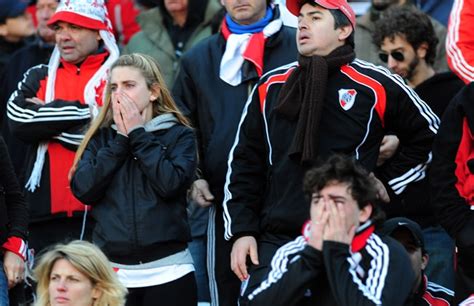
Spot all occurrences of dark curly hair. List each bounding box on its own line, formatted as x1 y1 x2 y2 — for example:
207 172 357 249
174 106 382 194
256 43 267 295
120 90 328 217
372 6 438 66
303 155 385 226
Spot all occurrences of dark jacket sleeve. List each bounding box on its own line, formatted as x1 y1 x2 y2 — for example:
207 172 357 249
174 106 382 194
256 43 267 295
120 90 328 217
430 84 474 243
240 237 324 306
0 136 28 242
127 126 197 198
222 84 268 241
172 54 205 174
71 130 130 205
7 65 91 143
323 239 414 306
376 79 439 195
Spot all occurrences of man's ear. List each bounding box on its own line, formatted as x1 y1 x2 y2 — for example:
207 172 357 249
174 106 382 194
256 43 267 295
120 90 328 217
359 202 373 224
416 42 429 60
421 253 429 270
0 24 8 37
338 25 352 42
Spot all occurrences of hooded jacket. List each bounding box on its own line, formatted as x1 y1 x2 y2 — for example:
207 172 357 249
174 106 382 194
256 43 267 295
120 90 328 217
71 114 197 263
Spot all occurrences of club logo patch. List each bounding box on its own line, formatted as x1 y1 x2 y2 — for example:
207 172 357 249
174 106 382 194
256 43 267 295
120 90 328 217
338 89 357 111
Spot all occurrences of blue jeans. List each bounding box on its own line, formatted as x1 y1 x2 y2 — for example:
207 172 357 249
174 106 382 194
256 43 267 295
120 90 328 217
188 237 210 302
423 225 455 290
0 260 9 306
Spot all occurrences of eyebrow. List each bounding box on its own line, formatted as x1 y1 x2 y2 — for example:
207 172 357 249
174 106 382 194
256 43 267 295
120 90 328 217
311 194 347 201
299 10 324 18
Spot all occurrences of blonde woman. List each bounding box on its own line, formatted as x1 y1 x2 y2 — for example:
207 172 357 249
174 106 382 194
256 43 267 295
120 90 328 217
34 240 127 306
70 53 197 305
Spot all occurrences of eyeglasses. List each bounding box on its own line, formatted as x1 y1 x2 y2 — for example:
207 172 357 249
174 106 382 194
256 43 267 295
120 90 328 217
379 51 405 63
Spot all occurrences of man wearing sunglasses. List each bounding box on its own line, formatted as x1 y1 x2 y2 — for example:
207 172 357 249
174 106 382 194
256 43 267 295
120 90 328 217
223 0 439 302
372 6 464 291
354 0 448 73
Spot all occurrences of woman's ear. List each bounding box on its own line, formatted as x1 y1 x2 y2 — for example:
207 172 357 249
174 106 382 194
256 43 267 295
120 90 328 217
91 285 102 300
150 84 161 102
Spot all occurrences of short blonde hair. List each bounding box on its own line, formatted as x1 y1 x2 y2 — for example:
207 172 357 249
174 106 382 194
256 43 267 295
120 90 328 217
34 240 127 306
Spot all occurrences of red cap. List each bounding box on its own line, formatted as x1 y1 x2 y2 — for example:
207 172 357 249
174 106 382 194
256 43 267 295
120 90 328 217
47 11 107 30
46 0 108 31
286 0 356 29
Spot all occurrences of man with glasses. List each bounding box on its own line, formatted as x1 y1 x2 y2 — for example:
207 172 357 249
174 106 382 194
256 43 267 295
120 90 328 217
223 0 439 300
372 6 464 290
354 0 448 72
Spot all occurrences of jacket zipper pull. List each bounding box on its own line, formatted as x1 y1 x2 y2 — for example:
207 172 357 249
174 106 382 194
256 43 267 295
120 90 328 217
76 67 80 75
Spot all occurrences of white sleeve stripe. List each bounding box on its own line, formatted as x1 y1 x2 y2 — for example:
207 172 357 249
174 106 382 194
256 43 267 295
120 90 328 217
387 152 431 194
222 85 258 241
426 282 454 296
387 161 425 185
8 101 90 118
247 236 307 300
354 60 440 131
61 133 86 139
53 136 82 145
348 235 389 304
391 169 424 191
222 65 297 241
7 112 91 123
355 59 440 128
446 0 474 82
352 60 440 133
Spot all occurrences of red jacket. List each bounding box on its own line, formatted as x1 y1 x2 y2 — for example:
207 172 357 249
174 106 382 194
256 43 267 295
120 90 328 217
446 0 474 84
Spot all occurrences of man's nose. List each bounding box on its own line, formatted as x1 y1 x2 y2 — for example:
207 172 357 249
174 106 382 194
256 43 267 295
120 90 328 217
57 30 71 41
387 56 398 70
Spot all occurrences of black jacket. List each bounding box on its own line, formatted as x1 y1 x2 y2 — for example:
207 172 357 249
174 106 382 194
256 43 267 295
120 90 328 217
0 37 54 177
430 83 474 303
240 225 415 306
430 82 474 241
0 136 28 252
172 14 297 205
223 59 439 241
71 119 197 264
380 71 464 227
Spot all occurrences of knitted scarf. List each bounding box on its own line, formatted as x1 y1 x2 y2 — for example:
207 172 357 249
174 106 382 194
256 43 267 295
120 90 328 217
275 45 355 164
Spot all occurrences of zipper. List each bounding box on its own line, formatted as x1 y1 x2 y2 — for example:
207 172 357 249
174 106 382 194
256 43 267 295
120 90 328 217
131 161 139 250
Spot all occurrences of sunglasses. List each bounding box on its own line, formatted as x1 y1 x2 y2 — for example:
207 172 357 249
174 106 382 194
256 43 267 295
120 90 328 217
379 51 405 63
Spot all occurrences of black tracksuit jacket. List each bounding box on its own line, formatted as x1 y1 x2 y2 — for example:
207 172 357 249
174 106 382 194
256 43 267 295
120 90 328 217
223 59 439 242
240 224 415 306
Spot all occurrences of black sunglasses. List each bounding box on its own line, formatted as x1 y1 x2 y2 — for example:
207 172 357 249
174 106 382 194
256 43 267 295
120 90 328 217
379 51 405 63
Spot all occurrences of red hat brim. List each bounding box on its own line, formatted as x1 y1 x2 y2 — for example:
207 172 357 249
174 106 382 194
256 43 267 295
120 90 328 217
47 11 107 31
286 0 355 28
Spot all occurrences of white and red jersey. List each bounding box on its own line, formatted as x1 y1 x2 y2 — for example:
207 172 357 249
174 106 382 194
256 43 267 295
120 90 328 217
446 0 474 84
